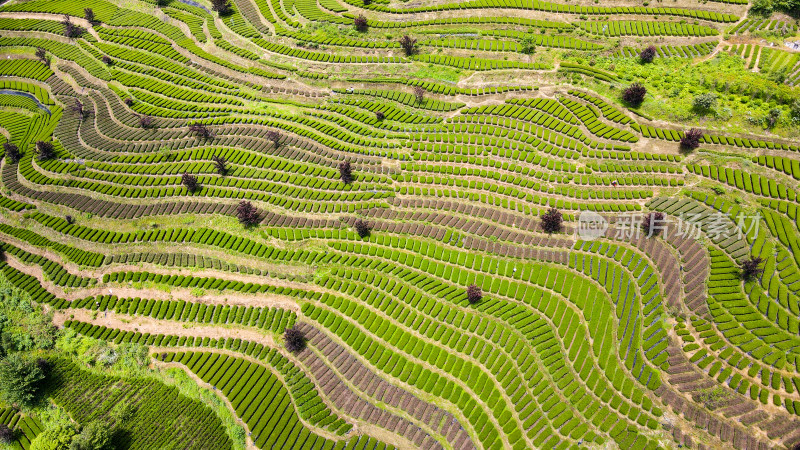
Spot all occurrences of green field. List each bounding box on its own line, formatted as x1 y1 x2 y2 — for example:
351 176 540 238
0 0 798 448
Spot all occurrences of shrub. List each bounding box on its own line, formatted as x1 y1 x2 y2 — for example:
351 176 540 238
101 55 112 65
139 115 154 128
338 160 353 184
766 108 781 128
413 86 425 104
0 424 12 443
181 173 199 193
211 0 232 15
35 141 55 161
266 129 282 147
398 35 418 56
692 92 717 111
641 212 665 236
520 35 537 55
791 99 800 119
354 14 368 32
622 83 647 106
35 47 48 66
467 284 482 304
741 257 764 281
236 201 259 226
189 123 213 139
639 45 656 63
354 219 370 238
284 326 306 352
0 354 45 407
375 111 384 121
3 143 21 163
212 155 227 175
680 128 703 150
84 8 96 24
70 421 111 450
540 208 563 233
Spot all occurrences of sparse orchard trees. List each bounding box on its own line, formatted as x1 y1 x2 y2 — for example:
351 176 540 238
354 14 368 32
540 208 563 233
212 155 227 175
211 0 232 15
84 8 96 24
35 141 55 161
639 45 656 63
236 201 259 226
741 257 764 281
398 35 417 56
353 218 370 237
35 47 49 66
467 284 482 304
62 14 81 38
641 212 666 236
181 173 199 193
622 82 647 107
3 143 21 163
189 123 213 139
413 86 425 104
338 160 353 184
680 128 703 150
71 99 87 120
266 129 282 147
284 327 306 352
139 115 154 129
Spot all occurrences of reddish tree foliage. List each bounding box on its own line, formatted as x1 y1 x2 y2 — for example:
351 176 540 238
35 141 56 161
398 35 417 56
0 424 13 443
680 128 703 150
375 111 385 121
84 8 96 24
35 47 49 66
3 143 21 163
139 115 154 129
236 201 259 226
124 97 134 107
284 327 306 352
641 212 666 236
181 173 199 192
101 55 112 65
212 155 227 175
266 129 282 147
62 15 81 38
466 284 482 304
413 86 425 104
354 14 368 31
354 218 371 237
71 99 87 119
540 208 563 233
639 45 656 63
741 257 764 281
622 82 647 106
338 160 353 184
189 123 213 139
211 0 232 15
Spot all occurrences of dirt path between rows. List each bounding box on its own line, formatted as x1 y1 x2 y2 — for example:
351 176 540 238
5 255 301 311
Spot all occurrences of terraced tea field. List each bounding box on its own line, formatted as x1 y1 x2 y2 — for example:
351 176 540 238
0 0 798 448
